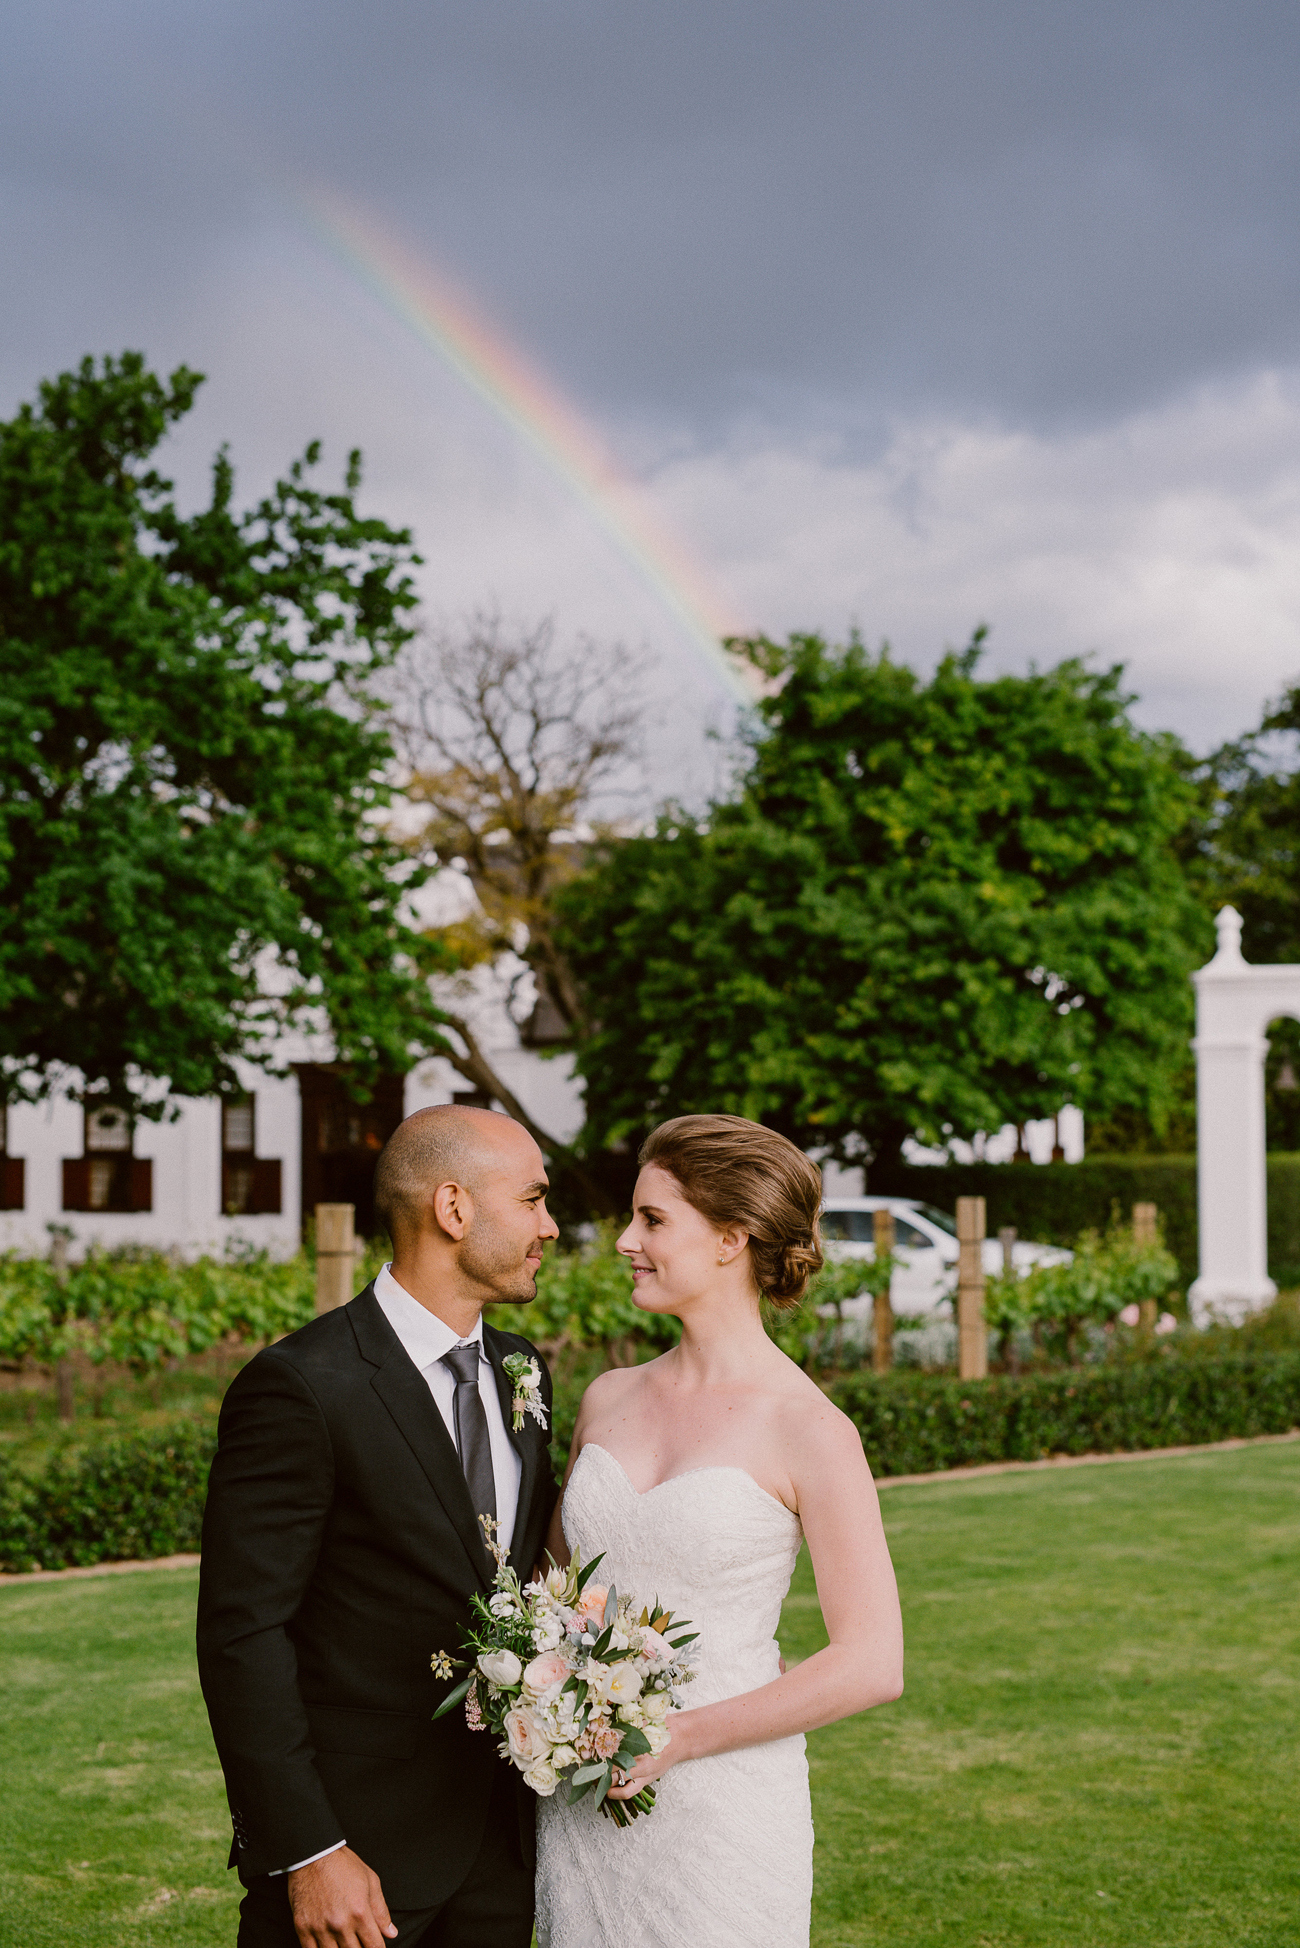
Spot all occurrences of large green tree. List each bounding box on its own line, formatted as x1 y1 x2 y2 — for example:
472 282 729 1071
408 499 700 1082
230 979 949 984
1183 686 1300 1150
558 632 1209 1167
0 352 445 1113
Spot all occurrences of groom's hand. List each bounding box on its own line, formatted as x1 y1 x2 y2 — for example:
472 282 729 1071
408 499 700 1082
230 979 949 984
287 1847 398 1947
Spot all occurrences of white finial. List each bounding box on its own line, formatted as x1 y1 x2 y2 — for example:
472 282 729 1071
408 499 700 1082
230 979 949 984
1213 905 1245 965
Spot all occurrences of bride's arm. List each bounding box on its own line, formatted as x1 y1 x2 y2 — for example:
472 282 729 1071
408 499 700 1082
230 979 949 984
609 1402 903 1795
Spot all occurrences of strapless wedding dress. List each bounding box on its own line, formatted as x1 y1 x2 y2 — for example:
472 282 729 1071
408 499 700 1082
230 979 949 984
535 1441 813 1947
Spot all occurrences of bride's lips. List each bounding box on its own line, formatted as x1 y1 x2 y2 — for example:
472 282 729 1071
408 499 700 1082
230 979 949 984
630 1266 654 1281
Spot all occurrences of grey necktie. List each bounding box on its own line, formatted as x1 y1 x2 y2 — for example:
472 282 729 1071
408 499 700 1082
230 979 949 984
440 1343 497 1534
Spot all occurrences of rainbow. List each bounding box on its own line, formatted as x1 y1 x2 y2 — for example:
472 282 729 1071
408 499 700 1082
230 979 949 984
299 189 755 703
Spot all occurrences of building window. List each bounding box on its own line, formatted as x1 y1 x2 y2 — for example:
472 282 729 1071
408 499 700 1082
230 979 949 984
0 1103 24 1211
295 1065 405 1238
221 1094 281 1216
63 1104 152 1213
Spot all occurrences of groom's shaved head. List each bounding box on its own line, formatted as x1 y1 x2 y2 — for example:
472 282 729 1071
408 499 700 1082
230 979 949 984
373 1105 521 1247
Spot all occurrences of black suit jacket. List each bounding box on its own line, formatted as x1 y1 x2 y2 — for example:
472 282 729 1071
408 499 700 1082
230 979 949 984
196 1284 557 1909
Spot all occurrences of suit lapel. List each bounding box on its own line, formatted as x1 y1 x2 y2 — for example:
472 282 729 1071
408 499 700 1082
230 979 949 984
348 1287 493 1587
483 1325 540 1569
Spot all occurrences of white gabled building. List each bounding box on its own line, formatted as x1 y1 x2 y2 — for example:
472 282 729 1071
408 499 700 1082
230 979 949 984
0 969 583 1260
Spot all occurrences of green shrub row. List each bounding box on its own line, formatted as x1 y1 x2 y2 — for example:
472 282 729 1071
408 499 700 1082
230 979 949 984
4 1352 1297 1571
827 1350 1300 1477
0 1422 216 1573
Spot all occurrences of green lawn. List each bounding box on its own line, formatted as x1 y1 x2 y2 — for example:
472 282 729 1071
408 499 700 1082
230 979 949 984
1 1444 1296 1946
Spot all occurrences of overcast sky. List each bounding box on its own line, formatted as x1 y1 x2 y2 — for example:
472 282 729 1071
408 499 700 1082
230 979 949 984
5 0 1299 770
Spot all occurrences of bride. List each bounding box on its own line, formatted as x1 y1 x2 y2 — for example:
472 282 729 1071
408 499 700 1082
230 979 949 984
534 1114 904 1948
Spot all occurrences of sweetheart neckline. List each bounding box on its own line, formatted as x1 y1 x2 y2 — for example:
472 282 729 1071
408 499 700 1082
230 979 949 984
578 1441 799 1521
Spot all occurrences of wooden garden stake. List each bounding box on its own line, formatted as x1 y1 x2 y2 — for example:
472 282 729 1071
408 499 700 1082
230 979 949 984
315 1203 356 1313
957 1196 988 1380
872 1207 895 1374
50 1231 75 1424
1133 1202 1158 1331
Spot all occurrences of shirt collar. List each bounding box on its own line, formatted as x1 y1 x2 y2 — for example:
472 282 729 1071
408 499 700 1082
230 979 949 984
374 1262 484 1371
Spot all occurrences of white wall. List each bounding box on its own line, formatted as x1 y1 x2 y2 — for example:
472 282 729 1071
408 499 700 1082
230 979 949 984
0 1065 301 1261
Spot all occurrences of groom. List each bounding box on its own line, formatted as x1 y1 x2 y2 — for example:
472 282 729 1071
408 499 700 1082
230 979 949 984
197 1105 560 1948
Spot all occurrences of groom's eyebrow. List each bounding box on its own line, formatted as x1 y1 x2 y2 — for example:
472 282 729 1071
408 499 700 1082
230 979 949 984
521 1178 549 1198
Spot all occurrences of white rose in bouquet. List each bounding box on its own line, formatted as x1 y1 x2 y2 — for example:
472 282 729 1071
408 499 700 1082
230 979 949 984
640 1689 671 1722
523 1651 569 1698
478 1648 522 1688
505 1705 549 1765
523 1756 558 1796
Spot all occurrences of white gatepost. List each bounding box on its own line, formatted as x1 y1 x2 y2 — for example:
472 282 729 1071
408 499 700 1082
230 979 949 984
1190 905 1300 1323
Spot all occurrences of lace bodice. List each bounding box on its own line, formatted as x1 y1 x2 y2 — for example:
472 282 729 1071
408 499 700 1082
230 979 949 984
534 1442 814 1947
562 1443 802 1705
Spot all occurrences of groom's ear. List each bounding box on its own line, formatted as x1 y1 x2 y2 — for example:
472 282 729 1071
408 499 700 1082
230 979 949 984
432 1180 473 1241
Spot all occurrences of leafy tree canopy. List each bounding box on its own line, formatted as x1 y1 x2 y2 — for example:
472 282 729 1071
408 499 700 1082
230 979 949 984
0 352 445 1114
558 632 1210 1166
1181 684 1300 1151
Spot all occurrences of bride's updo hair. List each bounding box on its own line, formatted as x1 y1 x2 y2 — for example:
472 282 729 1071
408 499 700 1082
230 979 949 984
637 1114 824 1309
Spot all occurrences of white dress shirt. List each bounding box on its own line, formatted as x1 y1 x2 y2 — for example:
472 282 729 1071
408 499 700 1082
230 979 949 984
273 1265 521 1874
373 1262 522 1550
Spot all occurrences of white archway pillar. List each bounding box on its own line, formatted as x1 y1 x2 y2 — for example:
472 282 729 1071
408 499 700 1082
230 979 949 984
1190 905 1300 1323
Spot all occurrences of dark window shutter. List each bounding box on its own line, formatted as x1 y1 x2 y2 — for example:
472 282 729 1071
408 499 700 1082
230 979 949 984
130 1158 153 1212
251 1158 282 1215
62 1158 91 1211
0 1157 23 1210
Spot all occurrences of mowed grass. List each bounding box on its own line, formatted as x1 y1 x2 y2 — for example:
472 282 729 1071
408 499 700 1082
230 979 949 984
782 1443 1300 1947
1 1445 1296 1947
0 1567 238 1948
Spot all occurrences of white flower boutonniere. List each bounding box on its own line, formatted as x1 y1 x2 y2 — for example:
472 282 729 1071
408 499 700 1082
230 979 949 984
503 1352 548 1434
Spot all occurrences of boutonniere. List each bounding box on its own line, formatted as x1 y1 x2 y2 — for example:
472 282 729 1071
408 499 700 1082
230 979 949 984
502 1352 548 1434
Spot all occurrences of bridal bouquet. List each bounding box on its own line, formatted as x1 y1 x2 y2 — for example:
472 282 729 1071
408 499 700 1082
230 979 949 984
432 1525 698 1825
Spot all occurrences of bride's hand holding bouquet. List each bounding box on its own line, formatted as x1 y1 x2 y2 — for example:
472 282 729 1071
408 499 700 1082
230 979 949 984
433 1526 698 1826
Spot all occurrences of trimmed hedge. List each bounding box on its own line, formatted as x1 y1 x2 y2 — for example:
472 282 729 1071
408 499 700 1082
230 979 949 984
3 1357 1297 1571
0 1421 216 1573
869 1155 1300 1289
828 1351 1300 1477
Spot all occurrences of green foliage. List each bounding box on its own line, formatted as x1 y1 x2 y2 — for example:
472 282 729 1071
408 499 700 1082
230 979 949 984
871 1156 1202 1286
516 1223 678 1356
559 632 1209 1164
827 1350 1300 1476
871 1154 1300 1290
0 352 447 1115
984 1228 1180 1359
0 1421 216 1571
0 1248 326 1375
1186 688 1300 967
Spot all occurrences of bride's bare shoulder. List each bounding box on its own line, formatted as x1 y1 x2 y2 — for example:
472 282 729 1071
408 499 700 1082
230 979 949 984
767 1354 871 1471
573 1354 665 1435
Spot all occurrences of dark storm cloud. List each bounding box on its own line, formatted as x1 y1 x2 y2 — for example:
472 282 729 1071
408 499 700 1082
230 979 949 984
4 0 1299 434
